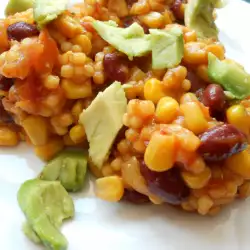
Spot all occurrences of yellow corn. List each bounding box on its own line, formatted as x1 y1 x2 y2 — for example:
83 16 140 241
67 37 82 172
22 116 49 146
61 64 74 78
130 0 151 15
0 127 18 146
53 15 83 38
95 176 124 202
197 195 214 215
69 124 86 144
226 105 250 135
144 78 166 104
71 100 85 122
63 133 76 146
35 138 64 161
43 75 60 90
181 167 211 189
70 35 92 55
225 148 250 179
144 132 176 172
155 97 179 124
180 102 208 134
139 12 165 28
180 92 198 104
61 79 92 99
206 43 225 60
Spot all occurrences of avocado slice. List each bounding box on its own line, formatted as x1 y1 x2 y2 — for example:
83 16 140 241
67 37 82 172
5 0 34 16
92 21 151 60
79 81 127 169
34 0 69 29
18 179 74 250
150 27 184 69
207 53 250 99
39 150 88 192
185 0 218 39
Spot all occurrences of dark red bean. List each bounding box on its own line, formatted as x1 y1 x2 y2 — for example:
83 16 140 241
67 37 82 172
0 75 14 91
171 0 184 20
202 84 226 113
122 16 149 34
7 22 39 42
103 53 129 83
140 161 190 205
198 124 248 162
122 189 150 204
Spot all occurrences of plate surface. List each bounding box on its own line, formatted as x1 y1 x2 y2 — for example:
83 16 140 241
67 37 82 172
1 1 250 249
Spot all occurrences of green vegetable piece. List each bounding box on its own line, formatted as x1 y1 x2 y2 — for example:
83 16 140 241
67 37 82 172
34 0 69 29
40 150 88 192
5 0 34 16
208 53 250 99
79 81 127 169
18 179 74 250
92 20 151 60
150 27 184 69
185 0 218 39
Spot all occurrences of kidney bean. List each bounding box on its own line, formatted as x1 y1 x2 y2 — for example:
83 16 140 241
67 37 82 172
103 53 129 83
202 84 226 112
198 124 248 162
0 75 14 91
171 0 184 20
140 161 190 205
122 189 150 204
122 16 149 34
7 22 39 42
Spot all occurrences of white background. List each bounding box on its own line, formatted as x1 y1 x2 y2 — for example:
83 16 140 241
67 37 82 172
1 0 250 249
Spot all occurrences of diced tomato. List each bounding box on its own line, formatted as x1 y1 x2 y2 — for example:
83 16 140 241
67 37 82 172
34 29 59 74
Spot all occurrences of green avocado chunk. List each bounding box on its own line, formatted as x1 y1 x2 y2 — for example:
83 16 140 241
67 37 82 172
79 81 127 169
150 27 184 69
5 0 34 16
208 53 250 99
185 0 218 39
34 0 69 29
92 20 151 60
18 179 74 250
39 150 88 192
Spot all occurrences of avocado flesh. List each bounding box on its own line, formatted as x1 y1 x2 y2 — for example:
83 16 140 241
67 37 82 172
150 27 184 69
208 53 250 99
40 150 88 192
18 179 74 250
92 21 151 60
79 81 127 169
185 0 218 39
34 0 68 29
5 0 34 16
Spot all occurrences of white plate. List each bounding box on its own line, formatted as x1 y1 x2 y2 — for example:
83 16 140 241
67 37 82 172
1 1 250 249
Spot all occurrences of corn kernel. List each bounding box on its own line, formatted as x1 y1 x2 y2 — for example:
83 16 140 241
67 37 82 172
71 35 92 55
71 100 85 121
144 132 176 172
43 75 60 89
72 53 86 66
111 157 123 172
0 127 18 146
197 195 214 215
61 64 74 78
63 133 76 146
95 176 124 202
22 116 49 146
180 102 208 134
61 42 73 52
226 105 249 135
139 12 165 28
181 167 211 189
225 148 250 179
206 44 225 60
61 79 92 99
238 181 250 198
144 78 166 104
183 42 207 65
180 92 198 104
156 97 179 123
35 138 64 161
69 124 86 144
